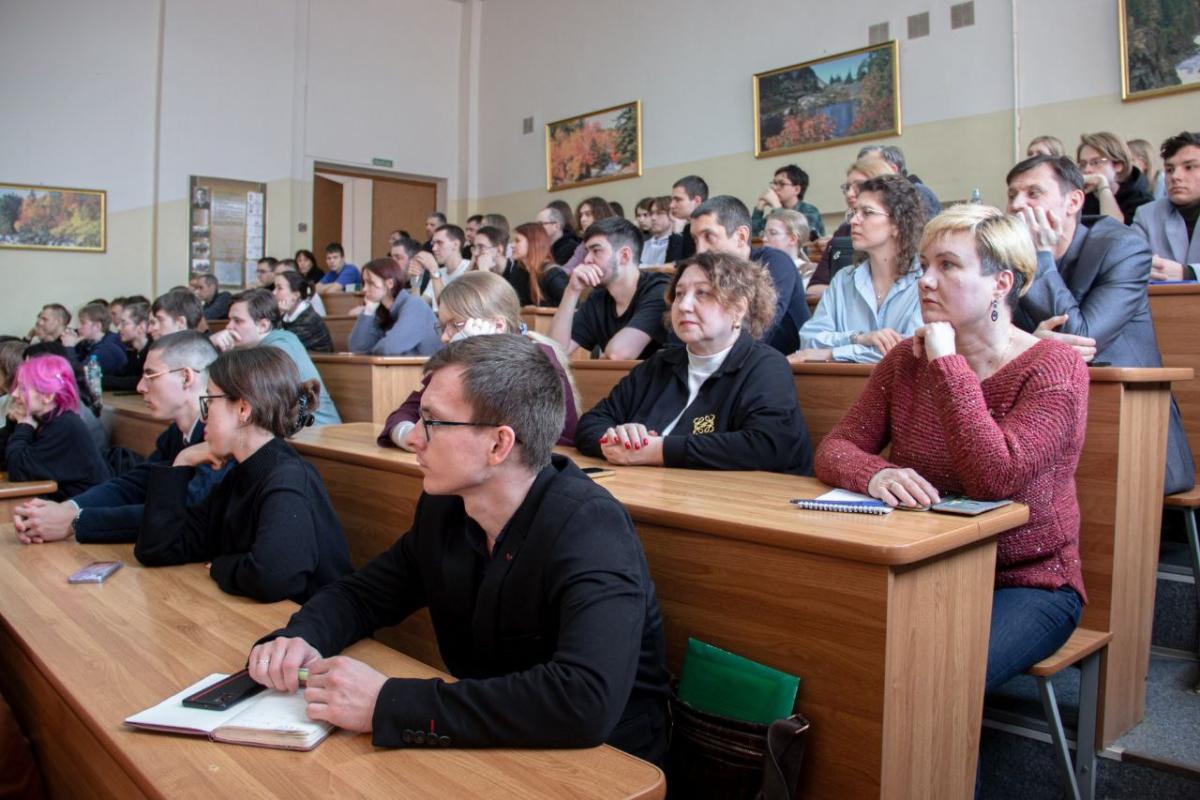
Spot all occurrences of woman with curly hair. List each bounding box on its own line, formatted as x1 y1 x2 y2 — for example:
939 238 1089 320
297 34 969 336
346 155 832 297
574 251 812 474
795 173 926 363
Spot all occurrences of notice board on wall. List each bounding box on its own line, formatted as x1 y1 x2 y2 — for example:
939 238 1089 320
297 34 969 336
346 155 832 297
189 176 266 288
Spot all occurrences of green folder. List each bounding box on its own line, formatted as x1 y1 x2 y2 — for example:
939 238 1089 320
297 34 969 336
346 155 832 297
676 638 800 726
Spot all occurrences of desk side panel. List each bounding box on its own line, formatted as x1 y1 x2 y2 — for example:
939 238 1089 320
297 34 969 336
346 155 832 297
881 540 996 800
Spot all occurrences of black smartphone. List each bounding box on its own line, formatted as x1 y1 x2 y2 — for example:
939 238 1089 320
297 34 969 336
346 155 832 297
182 669 265 711
581 466 615 479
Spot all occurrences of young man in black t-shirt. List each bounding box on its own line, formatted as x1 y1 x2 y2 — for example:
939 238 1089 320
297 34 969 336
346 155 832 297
548 218 670 360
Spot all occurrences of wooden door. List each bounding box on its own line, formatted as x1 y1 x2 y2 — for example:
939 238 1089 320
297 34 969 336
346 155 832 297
372 178 438 258
312 175 344 257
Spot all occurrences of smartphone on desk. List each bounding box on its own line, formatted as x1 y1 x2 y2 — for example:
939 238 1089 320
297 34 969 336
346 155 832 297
182 669 265 711
581 467 616 480
68 561 123 584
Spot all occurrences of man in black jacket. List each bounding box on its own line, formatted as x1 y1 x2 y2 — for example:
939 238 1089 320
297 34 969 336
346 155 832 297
189 272 233 320
248 334 670 762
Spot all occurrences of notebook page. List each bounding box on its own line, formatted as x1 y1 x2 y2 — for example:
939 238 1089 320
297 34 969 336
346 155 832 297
814 489 878 503
124 674 242 734
221 690 330 736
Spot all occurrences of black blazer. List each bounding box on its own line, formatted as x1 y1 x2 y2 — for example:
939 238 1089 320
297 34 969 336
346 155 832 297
136 437 352 602
2 412 111 499
576 332 814 475
283 305 334 353
266 455 671 761
1016 215 1195 493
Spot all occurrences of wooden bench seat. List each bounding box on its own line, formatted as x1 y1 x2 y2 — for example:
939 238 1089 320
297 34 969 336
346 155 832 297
1164 485 1200 508
1027 628 1112 678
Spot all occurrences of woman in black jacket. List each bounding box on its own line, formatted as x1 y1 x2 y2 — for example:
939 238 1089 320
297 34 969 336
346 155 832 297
575 251 813 474
135 347 351 603
274 269 334 352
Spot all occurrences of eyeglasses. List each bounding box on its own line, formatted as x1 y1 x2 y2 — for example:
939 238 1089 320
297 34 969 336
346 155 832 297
142 367 189 382
1077 157 1110 170
419 416 517 442
433 320 467 336
770 180 796 189
198 393 228 421
849 206 890 221
539 220 559 228
840 181 864 195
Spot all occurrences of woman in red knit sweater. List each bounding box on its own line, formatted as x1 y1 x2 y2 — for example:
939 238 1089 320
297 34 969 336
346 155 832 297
815 203 1089 693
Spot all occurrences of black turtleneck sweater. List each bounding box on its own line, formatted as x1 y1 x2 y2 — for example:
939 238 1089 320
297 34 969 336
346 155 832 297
136 437 352 603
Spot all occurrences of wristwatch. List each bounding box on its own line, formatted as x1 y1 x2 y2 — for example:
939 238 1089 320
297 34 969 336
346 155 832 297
67 501 82 539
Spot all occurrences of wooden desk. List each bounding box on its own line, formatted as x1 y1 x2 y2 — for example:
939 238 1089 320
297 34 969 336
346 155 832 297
1149 282 1200 466
0 478 57 519
519 306 555 336
104 393 160 457
569 357 1190 749
294 423 1027 799
311 353 427 425
323 291 365 317
207 319 227 334
324 315 355 352
0 534 664 800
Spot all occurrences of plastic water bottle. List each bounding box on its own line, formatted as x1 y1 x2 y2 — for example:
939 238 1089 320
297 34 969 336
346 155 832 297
969 187 982 204
84 354 103 400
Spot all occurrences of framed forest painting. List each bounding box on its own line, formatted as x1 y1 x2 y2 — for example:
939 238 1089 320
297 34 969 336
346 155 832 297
1120 0 1200 101
546 101 642 191
754 41 900 157
0 183 106 252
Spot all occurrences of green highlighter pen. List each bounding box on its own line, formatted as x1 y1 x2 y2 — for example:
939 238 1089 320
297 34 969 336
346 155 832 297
297 668 309 687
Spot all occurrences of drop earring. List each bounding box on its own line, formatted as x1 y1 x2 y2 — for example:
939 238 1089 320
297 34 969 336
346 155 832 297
990 299 999 322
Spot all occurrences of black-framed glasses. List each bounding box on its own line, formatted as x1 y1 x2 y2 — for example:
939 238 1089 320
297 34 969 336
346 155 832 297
770 180 795 189
419 416 518 442
141 367 189 382
198 393 228 422
433 320 467 336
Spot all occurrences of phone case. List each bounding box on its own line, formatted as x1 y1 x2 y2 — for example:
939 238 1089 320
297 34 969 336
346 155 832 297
182 669 265 711
67 561 123 584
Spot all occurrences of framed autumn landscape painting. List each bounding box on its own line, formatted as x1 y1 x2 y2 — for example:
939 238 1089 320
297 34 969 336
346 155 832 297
754 41 901 157
546 101 642 192
0 183 106 252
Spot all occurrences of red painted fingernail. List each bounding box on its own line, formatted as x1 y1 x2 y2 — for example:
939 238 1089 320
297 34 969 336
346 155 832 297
624 443 630 450
643 438 649 446
600 436 608 444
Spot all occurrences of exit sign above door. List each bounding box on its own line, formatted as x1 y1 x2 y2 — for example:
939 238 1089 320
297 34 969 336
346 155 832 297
371 158 394 168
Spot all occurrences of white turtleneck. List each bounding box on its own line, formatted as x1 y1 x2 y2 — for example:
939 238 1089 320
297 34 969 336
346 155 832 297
660 341 735 436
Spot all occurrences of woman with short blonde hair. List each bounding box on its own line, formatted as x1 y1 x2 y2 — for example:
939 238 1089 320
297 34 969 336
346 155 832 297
762 208 815 288
816 204 1089 735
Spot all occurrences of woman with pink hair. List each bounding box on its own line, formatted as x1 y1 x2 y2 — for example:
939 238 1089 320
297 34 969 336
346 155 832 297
2 355 110 499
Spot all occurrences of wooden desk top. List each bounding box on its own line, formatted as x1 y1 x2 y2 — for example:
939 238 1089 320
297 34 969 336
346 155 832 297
292 423 1028 567
311 353 428 367
1149 281 1200 296
0 479 57 500
519 306 555 317
103 393 156 421
0 533 664 800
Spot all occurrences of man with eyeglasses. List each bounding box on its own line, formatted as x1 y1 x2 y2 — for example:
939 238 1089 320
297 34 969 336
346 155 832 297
1007 153 1195 495
246 334 670 763
13 331 232 544
536 206 580 267
751 164 825 240
1076 131 1155 225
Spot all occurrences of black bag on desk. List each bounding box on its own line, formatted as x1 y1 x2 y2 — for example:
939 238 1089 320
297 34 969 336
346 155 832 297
665 694 809 800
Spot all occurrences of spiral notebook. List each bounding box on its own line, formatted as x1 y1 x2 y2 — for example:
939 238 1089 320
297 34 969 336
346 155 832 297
790 489 893 515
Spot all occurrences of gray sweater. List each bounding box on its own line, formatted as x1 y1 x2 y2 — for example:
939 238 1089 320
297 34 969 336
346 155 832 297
347 293 442 357
261 329 342 426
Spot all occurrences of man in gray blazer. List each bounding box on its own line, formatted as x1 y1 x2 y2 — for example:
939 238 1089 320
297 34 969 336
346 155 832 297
1132 131 1200 282
1007 154 1196 495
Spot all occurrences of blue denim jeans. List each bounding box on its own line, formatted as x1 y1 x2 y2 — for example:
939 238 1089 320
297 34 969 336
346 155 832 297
986 585 1083 693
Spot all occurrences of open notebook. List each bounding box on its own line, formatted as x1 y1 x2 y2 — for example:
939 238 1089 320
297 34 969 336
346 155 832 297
125 673 334 751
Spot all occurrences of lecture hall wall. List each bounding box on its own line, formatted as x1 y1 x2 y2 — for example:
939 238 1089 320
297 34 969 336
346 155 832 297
2 0 1197 333
0 0 469 336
